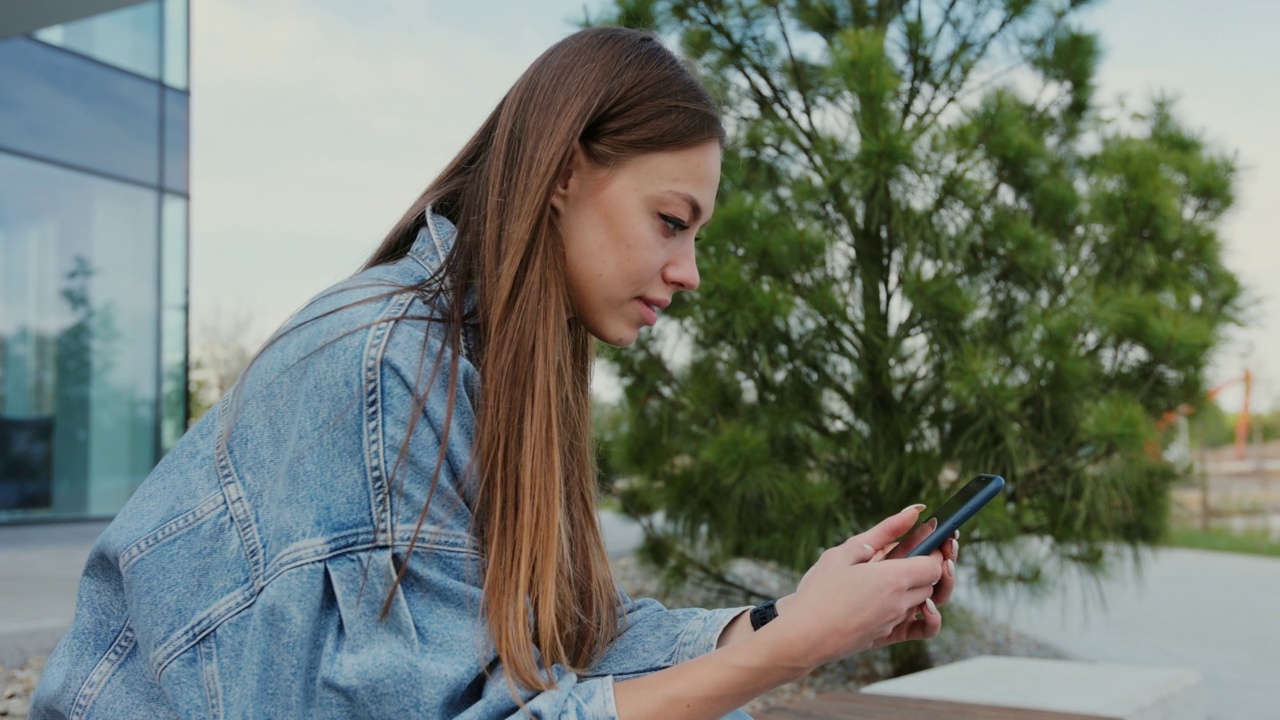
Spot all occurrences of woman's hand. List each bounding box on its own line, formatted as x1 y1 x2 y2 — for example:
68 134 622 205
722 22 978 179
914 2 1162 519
866 516 959 649
618 506 960 720
768 506 952 669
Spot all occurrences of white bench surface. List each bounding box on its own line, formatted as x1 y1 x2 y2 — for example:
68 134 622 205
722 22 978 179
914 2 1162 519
860 656 1204 720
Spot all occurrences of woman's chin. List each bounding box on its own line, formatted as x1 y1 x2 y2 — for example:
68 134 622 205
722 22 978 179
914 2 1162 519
599 334 638 348
587 324 640 348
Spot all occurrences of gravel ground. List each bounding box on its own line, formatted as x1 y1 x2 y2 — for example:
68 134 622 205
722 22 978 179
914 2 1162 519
0 558 1066 717
0 656 42 718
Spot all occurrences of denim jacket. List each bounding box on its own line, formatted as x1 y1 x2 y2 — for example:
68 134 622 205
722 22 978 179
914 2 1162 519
33 212 748 719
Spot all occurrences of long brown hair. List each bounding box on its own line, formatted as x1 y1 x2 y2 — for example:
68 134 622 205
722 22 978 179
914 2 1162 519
368 27 724 691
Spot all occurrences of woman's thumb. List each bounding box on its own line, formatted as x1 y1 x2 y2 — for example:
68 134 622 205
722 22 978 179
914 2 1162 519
855 504 927 552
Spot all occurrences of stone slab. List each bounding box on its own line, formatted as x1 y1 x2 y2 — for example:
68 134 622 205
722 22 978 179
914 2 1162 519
861 656 1204 720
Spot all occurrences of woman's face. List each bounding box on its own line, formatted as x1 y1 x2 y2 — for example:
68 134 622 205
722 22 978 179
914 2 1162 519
551 140 721 347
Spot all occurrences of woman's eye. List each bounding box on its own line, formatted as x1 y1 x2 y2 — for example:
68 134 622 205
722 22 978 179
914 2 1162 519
659 213 689 235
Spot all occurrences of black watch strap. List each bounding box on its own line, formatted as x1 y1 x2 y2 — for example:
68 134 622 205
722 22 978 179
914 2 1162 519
749 599 778 631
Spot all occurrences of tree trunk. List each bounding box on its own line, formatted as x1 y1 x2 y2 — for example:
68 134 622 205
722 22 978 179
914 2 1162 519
889 639 933 677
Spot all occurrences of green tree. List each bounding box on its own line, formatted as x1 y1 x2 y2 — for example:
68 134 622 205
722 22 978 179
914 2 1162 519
590 0 1244 673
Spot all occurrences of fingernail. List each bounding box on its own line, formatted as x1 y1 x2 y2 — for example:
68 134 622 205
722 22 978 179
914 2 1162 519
862 544 875 554
953 529 961 540
947 559 956 577
951 539 959 555
926 518 938 530
903 503 926 513
925 598 938 615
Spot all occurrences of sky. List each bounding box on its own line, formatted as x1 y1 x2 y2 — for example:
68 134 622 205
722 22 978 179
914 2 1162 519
189 0 1280 412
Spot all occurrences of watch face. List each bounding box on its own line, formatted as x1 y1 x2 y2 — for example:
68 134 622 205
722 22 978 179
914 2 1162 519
750 600 778 630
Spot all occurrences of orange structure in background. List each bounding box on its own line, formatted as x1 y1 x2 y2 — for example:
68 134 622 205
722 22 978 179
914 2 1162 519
1154 369 1252 460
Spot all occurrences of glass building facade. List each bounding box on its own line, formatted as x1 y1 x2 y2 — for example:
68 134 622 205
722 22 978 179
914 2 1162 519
0 0 189 522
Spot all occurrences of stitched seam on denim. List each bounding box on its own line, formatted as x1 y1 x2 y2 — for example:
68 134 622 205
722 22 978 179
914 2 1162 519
119 491 225 573
390 527 479 553
152 586 254 676
214 393 265 588
198 632 223 719
150 540 481 675
362 291 417 542
69 620 136 720
261 541 483 594
263 527 479 579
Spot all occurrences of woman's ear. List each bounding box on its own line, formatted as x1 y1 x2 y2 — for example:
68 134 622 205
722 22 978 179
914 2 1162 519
550 144 584 214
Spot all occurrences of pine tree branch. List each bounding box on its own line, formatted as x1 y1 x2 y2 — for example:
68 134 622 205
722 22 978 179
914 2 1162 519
771 4 819 141
913 8 1023 135
898 0 930 129
693 4 830 183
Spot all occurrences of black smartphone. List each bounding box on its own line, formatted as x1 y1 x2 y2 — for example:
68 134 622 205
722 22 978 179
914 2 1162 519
904 474 1005 558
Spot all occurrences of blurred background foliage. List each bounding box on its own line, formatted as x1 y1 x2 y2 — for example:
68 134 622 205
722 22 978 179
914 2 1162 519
1189 403 1280 448
586 0 1246 673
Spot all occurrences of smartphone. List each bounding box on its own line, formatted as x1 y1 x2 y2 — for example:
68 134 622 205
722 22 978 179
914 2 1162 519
904 474 1005 558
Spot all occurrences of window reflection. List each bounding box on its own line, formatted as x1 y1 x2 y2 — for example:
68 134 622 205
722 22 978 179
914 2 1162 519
0 37 160 186
160 195 189 453
163 0 189 89
163 89 189 194
33 0 162 80
0 153 159 519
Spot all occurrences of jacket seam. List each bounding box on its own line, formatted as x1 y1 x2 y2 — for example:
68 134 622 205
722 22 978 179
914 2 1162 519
213 395 266 589
361 290 418 543
149 538 481 676
69 620 136 720
262 527 479 579
119 491 225 573
198 631 223 719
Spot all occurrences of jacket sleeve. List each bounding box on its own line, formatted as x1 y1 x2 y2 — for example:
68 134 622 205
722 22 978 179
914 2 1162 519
585 588 752 681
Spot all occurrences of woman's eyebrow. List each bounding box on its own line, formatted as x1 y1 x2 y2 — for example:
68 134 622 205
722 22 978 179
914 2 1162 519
662 191 704 223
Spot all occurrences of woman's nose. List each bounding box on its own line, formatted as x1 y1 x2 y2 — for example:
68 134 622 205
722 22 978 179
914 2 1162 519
664 242 700 292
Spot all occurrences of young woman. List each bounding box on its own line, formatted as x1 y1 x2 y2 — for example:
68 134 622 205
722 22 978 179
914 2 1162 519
32 27 955 720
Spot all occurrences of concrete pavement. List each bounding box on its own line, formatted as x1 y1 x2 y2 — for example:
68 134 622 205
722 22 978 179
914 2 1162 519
0 520 106 667
958 546 1280 720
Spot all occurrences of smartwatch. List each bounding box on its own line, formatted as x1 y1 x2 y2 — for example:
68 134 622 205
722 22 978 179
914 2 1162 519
749 599 778 631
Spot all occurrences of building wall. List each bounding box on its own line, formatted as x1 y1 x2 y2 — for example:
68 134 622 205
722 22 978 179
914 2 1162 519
0 0 189 522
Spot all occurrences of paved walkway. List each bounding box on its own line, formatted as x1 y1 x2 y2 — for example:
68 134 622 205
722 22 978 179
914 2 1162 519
0 521 106 667
958 546 1280 720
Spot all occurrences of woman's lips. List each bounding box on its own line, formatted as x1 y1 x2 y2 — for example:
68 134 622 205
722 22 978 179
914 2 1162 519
637 298 658 326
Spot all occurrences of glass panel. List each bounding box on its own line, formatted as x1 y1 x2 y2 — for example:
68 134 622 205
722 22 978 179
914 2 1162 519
33 0 161 80
0 37 161 186
160 195 188 453
162 0 188 89
163 88 189 194
0 152 160 521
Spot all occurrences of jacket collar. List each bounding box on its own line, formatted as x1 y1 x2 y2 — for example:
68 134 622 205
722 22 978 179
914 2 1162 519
408 206 458 272
406 207 480 359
